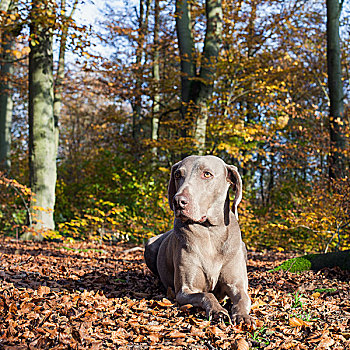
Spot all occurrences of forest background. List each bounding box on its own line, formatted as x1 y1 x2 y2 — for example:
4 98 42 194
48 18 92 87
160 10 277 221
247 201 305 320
0 0 349 253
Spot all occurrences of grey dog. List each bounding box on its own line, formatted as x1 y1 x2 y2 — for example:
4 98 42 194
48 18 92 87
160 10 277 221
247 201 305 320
144 155 253 325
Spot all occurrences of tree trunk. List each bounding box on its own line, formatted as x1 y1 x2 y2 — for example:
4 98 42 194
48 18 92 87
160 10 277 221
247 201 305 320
132 0 150 142
175 0 195 131
0 0 15 172
327 0 347 179
151 0 160 159
24 0 56 240
53 0 78 156
194 0 222 155
176 0 222 155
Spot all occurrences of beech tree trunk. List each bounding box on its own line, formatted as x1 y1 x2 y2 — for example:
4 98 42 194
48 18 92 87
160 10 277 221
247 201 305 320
151 0 160 159
327 0 347 179
0 0 14 172
132 0 150 142
53 0 78 155
24 0 57 240
176 0 222 155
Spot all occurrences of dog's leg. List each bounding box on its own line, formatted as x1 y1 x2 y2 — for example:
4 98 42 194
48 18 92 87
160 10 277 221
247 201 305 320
144 231 172 276
220 251 254 326
223 282 254 326
176 288 230 321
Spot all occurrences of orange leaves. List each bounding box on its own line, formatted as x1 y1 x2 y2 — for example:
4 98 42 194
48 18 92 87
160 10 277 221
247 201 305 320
37 285 51 297
1 240 349 349
233 337 250 350
155 298 173 308
289 317 312 328
167 329 187 338
206 325 226 338
190 325 206 337
179 303 193 312
251 298 267 310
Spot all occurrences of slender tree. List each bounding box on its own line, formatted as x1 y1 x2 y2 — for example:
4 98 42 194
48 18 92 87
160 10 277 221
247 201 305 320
151 0 160 159
176 0 222 155
327 0 347 179
132 0 150 141
0 0 15 171
24 0 57 239
54 0 78 154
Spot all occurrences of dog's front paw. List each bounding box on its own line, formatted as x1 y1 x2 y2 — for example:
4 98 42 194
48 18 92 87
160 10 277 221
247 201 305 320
207 305 231 323
231 313 256 328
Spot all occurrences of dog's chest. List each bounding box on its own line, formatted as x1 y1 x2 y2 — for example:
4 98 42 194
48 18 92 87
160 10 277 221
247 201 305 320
193 240 224 291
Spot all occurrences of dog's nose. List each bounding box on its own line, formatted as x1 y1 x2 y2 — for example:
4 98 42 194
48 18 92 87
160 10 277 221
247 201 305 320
174 195 189 209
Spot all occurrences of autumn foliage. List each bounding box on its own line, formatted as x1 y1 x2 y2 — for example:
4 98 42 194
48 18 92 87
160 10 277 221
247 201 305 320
1 1 350 250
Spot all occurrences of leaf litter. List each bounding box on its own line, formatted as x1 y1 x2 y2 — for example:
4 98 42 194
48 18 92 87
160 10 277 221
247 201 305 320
0 239 349 349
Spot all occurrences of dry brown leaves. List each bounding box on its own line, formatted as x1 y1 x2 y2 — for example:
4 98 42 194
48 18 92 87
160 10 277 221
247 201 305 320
0 239 349 349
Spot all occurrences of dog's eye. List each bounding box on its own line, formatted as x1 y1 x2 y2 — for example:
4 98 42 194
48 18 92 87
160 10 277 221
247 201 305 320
174 171 182 179
202 171 213 179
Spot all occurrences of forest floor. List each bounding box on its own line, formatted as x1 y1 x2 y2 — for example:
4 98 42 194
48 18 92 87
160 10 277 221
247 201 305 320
0 238 349 350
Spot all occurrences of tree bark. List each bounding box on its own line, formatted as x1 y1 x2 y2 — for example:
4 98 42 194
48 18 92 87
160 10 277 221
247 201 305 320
25 0 57 240
175 0 195 126
327 0 347 179
194 0 222 155
176 0 222 155
0 0 15 172
132 0 150 142
53 0 78 155
151 0 160 159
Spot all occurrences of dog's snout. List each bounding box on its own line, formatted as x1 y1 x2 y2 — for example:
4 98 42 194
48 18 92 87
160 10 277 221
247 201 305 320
174 195 189 209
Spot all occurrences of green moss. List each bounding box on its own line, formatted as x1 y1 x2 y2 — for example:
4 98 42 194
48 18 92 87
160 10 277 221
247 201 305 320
314 288 337 293
56 246 105 253
270 250 350 273
270 256 313 273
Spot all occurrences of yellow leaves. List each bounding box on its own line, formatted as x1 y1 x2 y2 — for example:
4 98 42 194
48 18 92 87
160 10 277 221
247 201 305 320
32 206 53 213
312 292 321 299
270 223 289 230
276 114 289 129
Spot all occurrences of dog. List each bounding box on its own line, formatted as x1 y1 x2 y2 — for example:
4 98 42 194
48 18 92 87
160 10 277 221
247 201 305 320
144 155 253 325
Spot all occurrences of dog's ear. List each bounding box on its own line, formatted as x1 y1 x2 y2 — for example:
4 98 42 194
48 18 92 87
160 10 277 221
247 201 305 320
226 165 242 220
168 161 181 210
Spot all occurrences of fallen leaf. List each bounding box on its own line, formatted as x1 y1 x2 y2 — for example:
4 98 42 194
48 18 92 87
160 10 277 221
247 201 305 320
168 329 187 338
289 317 312 328
148 333 161 343
190 326 206 337
251 298 267 310
141 324 164 332
179 304 193 311
156 298 173 307
134 334 144 342
312 292 321 299
317 336 335 349
206 325 226 338
233 337 250 350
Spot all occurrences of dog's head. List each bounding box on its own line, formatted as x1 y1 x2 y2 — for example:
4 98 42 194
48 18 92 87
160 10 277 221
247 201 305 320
168 155 242 225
